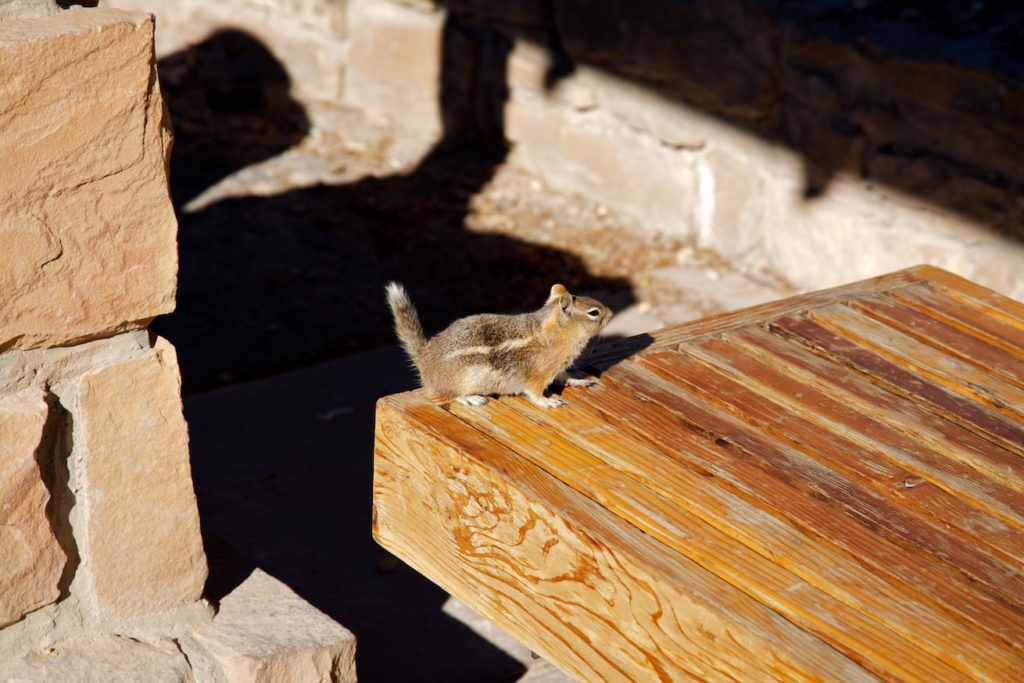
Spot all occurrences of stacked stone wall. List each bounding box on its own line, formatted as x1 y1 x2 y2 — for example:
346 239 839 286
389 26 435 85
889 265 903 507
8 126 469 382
344 0 1024 298
89 0 1023 295
0 10 207 644
0 9 356 680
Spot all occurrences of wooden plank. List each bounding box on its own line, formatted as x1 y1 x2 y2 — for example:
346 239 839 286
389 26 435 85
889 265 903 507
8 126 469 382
373 394 878 683
565 371 1024 680
890 284 1024 357
638 350 1024 611
681 335 1024 567
856 295 1024 386
722 327 1024 535
912 265 1024 326
584 266 930 370
601 361 1024 653
448 392 974 681
814 303 1024 419
732 327 1024 502
374 266 1024 682
773 314 1024 457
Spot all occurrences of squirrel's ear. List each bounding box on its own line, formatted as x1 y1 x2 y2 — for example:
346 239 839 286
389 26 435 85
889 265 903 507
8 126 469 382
547 284 572 312
547 283 569 304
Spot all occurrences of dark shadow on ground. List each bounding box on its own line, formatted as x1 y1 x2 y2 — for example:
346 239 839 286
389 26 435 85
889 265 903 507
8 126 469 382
156 22 633 395
580 332 655 376
184 347 538 683
158 22 633 683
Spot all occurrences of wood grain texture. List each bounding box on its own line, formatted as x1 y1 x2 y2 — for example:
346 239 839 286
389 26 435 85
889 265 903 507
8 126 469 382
374 266 1024 682
374 396 877 682
449 394 971 681
636 349 1024 609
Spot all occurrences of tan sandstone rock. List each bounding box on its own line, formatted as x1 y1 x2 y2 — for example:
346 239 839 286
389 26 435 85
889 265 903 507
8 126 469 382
0 634 192 682
505 90 700 236
0 0 58 19
180 569 357 683
0 9 177 352
345 0 444 139
64 338 206 620
0 387 66 627
102 0 349 104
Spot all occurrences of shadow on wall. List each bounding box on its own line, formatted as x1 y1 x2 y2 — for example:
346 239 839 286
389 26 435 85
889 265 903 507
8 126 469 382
156 24 634 395
437 0 1024 236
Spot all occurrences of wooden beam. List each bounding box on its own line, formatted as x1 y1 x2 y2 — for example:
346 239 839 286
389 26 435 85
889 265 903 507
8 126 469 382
373 394 878 682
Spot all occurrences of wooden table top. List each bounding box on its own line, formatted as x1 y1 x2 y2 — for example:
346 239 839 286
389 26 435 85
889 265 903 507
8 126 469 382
373 265 1024 682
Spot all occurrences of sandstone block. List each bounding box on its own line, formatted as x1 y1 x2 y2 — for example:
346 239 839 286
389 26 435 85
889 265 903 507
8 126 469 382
746 177 1024 301
0 331 151 396
0 0 58 19
241 0 347 37
506 39 598 112
66 338 206 620
0 387 65 627
102 0 349 104
505 91 699 238
0 634 192 682
436 0 552 31
554 0 774 117
181 569 357 683
0 9 177 351
345 0 443 137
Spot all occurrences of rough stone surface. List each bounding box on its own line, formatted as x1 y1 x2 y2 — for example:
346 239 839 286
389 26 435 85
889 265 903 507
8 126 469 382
0 332 214 657
0 591 213 665
345 0 443 140
101 0 349 106
65 338 206 620
181 569 357 683
0 331 151 395
0 387 65 628
0 634 192 682
341 0 1024 300
0 0 57 19
0 9 178 352
505 90 700 238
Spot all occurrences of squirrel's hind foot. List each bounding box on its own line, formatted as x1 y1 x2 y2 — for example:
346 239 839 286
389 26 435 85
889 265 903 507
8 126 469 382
455 394 488 407
565 377 598 388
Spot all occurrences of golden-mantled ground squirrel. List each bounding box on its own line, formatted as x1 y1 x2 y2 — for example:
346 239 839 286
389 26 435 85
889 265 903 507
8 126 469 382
386 282 612 407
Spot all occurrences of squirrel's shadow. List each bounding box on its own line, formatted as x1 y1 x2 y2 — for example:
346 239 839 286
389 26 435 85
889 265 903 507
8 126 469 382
580 332 655 376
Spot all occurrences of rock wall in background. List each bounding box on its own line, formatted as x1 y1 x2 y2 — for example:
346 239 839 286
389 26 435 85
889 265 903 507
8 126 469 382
91 0 1023 297
345 0 1024 299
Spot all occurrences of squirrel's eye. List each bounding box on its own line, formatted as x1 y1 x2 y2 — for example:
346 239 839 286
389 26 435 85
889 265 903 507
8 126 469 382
587 308 601 318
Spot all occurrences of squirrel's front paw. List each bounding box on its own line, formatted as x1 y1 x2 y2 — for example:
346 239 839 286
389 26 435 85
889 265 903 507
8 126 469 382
530 395 567 409
455 394 487 407
565 377 598 388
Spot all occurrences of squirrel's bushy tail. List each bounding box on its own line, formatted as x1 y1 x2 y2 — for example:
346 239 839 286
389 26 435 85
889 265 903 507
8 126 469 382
385 282 426 372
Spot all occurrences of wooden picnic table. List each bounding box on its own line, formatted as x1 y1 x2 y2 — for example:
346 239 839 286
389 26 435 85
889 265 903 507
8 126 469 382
372 265 1024 682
